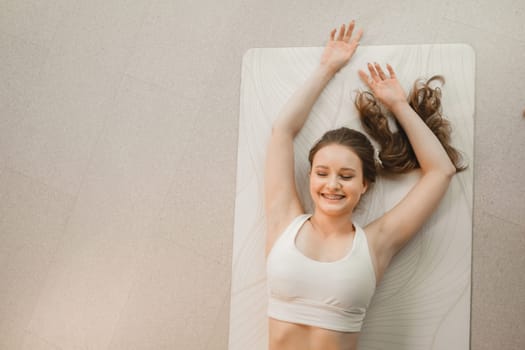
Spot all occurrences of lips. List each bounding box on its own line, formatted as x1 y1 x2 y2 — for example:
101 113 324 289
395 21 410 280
322 193 345 200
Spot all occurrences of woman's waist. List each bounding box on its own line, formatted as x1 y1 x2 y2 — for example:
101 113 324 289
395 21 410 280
268 317 359 350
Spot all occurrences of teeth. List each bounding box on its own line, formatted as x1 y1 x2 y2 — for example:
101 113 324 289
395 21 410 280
323 194 344 200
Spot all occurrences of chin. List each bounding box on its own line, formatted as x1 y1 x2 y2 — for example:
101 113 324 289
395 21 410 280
316 204 352 217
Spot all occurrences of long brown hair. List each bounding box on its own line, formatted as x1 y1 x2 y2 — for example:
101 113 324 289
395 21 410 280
355 75 467 173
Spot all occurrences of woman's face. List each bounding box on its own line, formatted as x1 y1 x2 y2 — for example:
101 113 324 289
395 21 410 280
309 143 368 217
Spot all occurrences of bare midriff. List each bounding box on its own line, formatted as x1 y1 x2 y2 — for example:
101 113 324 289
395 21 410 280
268 317 360 350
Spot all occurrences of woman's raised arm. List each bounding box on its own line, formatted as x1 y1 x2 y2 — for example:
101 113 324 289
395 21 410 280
264 21 362 252
359 63 457 262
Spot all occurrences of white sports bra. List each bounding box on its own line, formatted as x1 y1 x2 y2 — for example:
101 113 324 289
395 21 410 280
266 214 376 332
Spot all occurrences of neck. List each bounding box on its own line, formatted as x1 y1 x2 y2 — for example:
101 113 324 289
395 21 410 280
310 211 354 238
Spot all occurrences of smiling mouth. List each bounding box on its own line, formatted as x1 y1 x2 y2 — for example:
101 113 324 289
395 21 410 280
322 194 345 200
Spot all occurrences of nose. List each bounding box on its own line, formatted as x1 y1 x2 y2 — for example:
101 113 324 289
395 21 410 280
326 175 341 189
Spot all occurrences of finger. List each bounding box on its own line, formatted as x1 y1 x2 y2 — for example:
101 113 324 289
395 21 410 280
330 28 336 41
367 62 380 81
343 20 355 42
353 28 363 44
386 63 396 78
358 69 371 86
374 62 387 80
337 24 345 41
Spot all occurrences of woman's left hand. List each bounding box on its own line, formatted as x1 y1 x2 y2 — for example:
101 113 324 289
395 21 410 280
320 20 363 74
358 62 407 111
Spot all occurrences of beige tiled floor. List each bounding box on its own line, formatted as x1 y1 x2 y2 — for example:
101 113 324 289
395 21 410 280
0 0 524 349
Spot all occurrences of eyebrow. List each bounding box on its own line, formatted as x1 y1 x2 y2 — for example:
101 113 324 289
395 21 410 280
314 165 356 172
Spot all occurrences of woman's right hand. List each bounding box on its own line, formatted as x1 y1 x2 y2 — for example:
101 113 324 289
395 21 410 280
358 63 407 111
320 20 363 74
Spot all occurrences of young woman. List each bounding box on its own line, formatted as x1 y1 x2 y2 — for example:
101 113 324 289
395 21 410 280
264 21 461 350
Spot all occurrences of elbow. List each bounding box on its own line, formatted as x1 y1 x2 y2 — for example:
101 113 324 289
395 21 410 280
438 165 456 181
271 125 284 137
423 164 456 180
433 158 457 178
271 123 296 138
444 162 457 178
442 164 457 178
271 123 283 134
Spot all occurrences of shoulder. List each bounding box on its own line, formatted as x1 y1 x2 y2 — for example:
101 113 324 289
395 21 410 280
269 213 311 239
265 213 310 257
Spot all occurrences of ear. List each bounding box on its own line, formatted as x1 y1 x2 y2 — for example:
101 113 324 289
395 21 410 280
361 180 369 195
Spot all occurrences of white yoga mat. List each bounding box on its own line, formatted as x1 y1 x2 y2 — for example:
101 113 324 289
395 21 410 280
230 44 474 350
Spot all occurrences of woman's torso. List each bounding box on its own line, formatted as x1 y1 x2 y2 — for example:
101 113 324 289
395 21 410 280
266 214 378 350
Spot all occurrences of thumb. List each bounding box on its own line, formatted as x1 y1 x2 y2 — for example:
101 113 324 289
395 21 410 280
358 70 371 87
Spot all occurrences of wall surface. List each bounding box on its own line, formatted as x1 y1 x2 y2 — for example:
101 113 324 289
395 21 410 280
0 0 524 349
